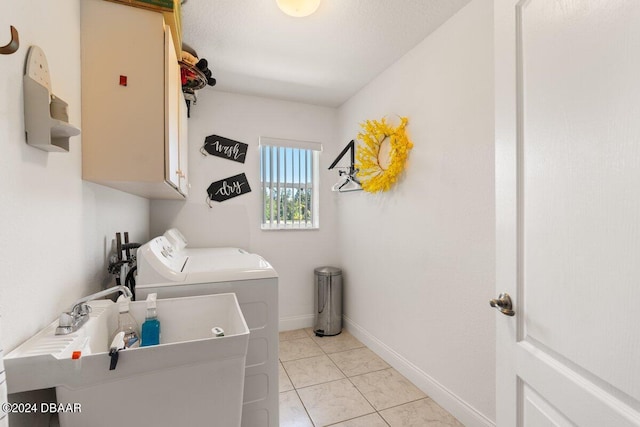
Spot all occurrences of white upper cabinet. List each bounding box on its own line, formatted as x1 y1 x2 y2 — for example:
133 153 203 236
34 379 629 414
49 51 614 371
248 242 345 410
81 0 188 199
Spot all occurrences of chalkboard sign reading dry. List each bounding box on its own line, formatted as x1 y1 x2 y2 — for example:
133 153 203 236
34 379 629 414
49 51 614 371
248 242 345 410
207 173 251 203
202 135 248 163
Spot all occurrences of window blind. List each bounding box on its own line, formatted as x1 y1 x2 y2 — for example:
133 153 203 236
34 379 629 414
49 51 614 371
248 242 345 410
259 137 322 229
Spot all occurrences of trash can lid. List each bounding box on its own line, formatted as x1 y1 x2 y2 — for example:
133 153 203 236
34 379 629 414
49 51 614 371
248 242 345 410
314 266 342 276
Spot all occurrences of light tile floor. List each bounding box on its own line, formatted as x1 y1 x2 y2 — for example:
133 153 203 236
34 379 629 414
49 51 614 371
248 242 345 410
279 328 464 427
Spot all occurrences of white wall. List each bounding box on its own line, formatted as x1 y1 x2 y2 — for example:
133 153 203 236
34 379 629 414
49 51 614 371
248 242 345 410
2 1 496 425
150 91 340 329
0 0 149 367
336 0 496 424
2 3 149 425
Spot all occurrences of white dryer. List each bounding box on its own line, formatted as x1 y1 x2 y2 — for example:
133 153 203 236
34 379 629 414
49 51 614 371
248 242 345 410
136 229 278 427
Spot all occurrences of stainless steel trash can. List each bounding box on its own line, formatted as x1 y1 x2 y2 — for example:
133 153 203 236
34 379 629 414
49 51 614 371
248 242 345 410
314 266 342 337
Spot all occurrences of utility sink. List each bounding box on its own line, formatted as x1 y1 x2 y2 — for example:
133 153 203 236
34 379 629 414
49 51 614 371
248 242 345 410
4 293 249 427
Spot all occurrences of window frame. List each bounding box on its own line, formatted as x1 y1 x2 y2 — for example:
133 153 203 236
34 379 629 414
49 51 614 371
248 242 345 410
259 137 322 230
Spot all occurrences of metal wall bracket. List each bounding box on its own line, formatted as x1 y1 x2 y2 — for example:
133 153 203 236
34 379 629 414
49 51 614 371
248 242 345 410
329 140 362 192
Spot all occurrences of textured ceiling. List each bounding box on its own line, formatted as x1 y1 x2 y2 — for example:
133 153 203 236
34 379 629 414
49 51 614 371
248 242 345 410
182 0 471 107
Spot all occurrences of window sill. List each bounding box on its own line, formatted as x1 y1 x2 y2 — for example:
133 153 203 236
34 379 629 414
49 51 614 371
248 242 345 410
261 225 319 231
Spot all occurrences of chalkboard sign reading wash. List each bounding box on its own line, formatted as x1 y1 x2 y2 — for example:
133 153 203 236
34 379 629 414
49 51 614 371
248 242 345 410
207 173 251 203
202 134 248 163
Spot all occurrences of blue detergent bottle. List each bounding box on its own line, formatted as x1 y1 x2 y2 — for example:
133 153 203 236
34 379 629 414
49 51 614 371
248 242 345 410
141 293 160 346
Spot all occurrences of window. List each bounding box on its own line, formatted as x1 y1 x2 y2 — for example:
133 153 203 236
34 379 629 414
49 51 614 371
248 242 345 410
259 137 322 230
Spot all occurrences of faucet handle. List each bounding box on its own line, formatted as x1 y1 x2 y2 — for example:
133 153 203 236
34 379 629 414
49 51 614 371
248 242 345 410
58 312 75 328
56 303 93 335
72 302 92 317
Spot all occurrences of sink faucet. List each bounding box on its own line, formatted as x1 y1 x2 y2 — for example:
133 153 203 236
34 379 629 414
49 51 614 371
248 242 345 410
55 285 133 335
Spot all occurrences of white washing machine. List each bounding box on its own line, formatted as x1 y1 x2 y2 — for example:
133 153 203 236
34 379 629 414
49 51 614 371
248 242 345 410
136 229 278 427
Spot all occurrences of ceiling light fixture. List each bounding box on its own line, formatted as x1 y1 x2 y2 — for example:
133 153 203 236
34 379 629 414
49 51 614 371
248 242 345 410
276 0 321 17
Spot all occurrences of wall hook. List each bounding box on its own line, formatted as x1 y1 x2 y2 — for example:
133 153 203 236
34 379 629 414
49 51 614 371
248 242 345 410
329 140 362 192
0 26 19 55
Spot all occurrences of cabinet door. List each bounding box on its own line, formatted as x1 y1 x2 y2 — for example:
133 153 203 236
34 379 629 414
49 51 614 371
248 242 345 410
81 0 165 184
165 25 181 192
178 93 189 196
81 0 185 199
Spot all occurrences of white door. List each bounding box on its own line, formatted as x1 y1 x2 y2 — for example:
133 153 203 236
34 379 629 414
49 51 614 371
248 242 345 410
495 1 640 425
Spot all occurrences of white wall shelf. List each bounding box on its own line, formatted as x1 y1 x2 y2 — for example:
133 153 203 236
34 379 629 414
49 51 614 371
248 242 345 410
23 46 80 152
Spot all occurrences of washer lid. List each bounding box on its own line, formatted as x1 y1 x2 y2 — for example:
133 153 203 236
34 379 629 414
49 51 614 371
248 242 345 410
314 266 342 276
137 236 278 285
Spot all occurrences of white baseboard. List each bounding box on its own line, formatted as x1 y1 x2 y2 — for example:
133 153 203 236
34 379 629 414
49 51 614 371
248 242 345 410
279 314 315 332
343 315 495 427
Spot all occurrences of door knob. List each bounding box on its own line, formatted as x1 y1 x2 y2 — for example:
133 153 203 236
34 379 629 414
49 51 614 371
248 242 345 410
489 293 515 316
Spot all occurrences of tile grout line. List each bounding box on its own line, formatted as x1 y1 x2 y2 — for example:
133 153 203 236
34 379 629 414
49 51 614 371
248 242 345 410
313 328 394 426
293 387 317 427
282 329 463 426
322 410 382 427
325 337 394 427
280 347 317 426
280 352 326 364
314 330 399 427
377 396 433 412
318 332 384 426
294 377 351 393
292 330 376 426
292 372 377 426
284 328 432 427
280 360 296 391
280 355 317 426
346 369 433 425
293 328 318 425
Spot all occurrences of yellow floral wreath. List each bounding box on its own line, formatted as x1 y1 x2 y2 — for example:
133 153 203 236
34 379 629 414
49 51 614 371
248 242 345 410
355 116 413 193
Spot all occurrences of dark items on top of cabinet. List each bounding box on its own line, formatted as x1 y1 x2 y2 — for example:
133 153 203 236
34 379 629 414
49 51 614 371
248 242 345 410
180 43 216 117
